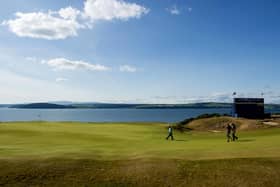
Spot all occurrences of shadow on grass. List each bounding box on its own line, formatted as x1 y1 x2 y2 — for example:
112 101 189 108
237 139 255 142
175 139 188 142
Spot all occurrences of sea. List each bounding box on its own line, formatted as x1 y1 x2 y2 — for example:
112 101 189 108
1 107 279 123
0 108 232 123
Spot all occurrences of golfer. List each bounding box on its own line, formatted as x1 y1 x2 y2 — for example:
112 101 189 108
231 123 238 141
166 125 174 140
226 123 232 142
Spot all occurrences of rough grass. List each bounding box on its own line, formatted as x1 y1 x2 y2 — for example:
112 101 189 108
0 122 280 186
184 116 280 131
0 158 279 187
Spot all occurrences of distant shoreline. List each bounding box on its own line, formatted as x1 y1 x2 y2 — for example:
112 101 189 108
1 102 280 110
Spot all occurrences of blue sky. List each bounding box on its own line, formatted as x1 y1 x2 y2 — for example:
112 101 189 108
1 0 280 104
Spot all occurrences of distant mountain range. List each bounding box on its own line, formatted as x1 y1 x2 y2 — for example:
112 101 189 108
1 102 280 111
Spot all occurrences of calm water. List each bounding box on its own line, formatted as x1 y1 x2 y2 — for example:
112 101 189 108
0 108 231 123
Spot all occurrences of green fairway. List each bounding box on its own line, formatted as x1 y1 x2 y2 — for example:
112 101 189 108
0 122 279 160
0 122 279 186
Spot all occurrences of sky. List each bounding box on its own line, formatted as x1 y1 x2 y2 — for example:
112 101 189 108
1 0 280 104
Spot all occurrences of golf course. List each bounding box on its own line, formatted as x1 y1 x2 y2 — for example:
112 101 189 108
0 118 280 186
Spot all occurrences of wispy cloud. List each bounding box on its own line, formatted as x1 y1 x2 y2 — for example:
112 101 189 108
166 5 180 15
0 69 94 103
2 0 149 40
120 65 137 72
25 56 38 62
41 58 110 71
55 77 68 82
150 93 233 104
148 91 280 104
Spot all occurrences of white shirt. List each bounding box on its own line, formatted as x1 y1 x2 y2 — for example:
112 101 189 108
168 127 172 133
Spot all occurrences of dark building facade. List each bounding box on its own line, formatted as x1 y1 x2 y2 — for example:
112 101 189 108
233 98 264 119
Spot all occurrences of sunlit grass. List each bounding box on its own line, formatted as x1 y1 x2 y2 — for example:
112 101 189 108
0 122 279 160
0 122 280 186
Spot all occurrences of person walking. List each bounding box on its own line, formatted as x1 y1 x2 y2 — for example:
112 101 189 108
226 123 232 142
231 123 238 141
166 125 174 140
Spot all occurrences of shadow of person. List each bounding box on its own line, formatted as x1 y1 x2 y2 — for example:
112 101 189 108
237 139 255 142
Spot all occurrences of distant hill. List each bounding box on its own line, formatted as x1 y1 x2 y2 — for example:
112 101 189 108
71 103 139 109
135 103 232 109
70 102 232 109
6 102 280 111
0 104 11 108
10 103 75 109
8 102 232 109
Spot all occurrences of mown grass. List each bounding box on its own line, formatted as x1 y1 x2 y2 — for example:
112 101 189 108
0 122 279 160
0 122 279 186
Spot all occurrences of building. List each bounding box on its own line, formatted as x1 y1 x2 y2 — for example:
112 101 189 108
233 98 264 119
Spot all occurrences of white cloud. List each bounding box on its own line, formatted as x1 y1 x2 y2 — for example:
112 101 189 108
2 1 149 40
167 5 180 15
56 77 68 82
25 56 37 62
2 7 83 40
42 58 110 71
59 7 81 20
120 65 137 72
84 0 149 21
188 7 193 12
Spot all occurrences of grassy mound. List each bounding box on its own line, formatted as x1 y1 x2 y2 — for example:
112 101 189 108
176 115 280 131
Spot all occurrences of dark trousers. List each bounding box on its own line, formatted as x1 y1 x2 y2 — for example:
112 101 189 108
232 132 238 141
227 133 232 142
166 133 174 140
